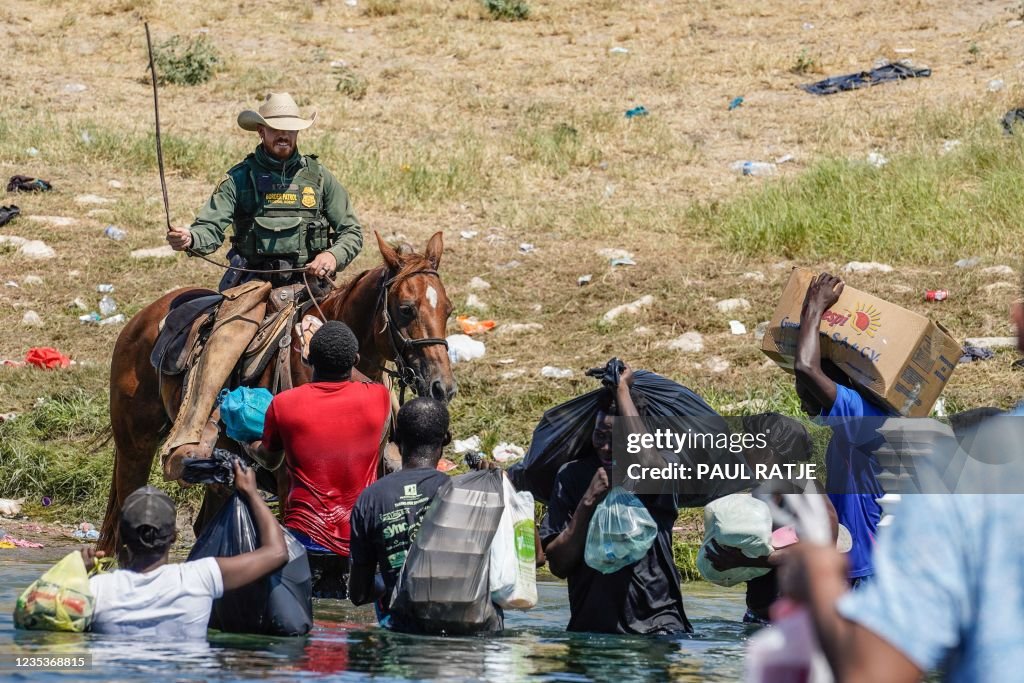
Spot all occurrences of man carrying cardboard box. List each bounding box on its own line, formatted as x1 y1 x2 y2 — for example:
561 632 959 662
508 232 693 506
794 272 894 586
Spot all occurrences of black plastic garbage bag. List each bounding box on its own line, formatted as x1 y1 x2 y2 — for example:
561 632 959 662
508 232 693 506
389 469 505 635
513 358 736 505
181 449 236 486
187 493 313 636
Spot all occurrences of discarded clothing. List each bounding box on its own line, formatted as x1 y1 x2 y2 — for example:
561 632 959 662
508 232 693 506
959 345 995 364
2 535 44 548
801 62 931 96
0 205 19 227
1001 108 1024 135
6 176 52 193
25 347 71 370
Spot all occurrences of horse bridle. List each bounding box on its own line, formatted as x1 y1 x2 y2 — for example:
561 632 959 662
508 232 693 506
376 268 449 403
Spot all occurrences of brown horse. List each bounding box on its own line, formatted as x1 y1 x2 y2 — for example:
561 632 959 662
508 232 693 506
99 231 455 553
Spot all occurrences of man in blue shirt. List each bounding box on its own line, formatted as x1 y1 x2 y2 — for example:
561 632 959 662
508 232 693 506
794 272 894 583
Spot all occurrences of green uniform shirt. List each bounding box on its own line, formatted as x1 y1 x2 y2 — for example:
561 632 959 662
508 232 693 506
188 145 362 271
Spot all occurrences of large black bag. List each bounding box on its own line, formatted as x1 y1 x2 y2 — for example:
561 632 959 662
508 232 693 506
389 469 505 635
512 359 736 505
187 493 313 636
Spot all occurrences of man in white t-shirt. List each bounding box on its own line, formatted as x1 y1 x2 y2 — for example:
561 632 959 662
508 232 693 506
81 460 287 638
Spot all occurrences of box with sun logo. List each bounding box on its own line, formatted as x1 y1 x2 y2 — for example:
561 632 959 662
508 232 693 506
761 267 962 417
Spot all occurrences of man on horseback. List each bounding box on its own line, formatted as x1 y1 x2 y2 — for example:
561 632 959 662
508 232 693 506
162 92 363 476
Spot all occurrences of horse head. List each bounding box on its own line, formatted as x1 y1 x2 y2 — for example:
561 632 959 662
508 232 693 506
373 230 457 403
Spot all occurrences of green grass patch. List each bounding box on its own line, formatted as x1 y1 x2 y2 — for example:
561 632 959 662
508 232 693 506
482 0 530 21
696 125 1024 263
152 34 222 86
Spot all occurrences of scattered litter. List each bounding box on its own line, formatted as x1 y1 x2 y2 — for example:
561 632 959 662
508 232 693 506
603 295 655 323
98 314 125 326
130 245 176 259
842 261 893 274
25 215 76 227
465 294 488 312
23 275 43 286
436 458 457 473
730 161 776 176
963 336 1017 350
0 499 24 516
21 311 43 327
531 304 542 313
103 225 127 241
345 0 357 6
497 260 521 270
447 334 485 363
25 347 71 369
802 22 814 29
728 96 744 110
540 366 574 379
497 358 516 364
741 271 766 282
75 194 112 206
603 183 616 198
754 321 769 341
866 152 889 168
518 243 535 254
941 139 962 155
495 322 543 337
667 331 704 353
1001 108 1024 134
595 248 632 260
108 179 123 189
468 276 491 290
633 326 654 336
18 240 57 259
460 230 478 240
69 298 88 311
492 443 525 463
625 106 649 118
72 522 100 541
4 281 19 288
729 320 747 335
775 154 795 164
501 369 527 380
97 284 115 293
954 256 980 268
79 313 101 324
715 298 750 314
959 345 994 364
925 289 948 302
25 148 38 157
7 175 52 193
80 130 93 145
0 535 43 549
800 62 931 96
63 83 87 93
609 46 630 54
99 295 117 317
988 78 1005 92
0 413 18 422
932 397 946 417
453 436 482 454
457 315 495 335
981 265 1014 277
705 356 731 373
577 274 592 286
610 256 636 267
41 497 51 507
0 205 20 227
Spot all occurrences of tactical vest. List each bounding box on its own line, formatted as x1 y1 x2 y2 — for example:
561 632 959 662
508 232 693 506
228 154 333 266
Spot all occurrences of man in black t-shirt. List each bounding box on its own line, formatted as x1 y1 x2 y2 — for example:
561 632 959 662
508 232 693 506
349 397 452 622
540 365 693 635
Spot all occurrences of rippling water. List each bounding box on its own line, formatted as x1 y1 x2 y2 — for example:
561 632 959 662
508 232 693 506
0 558 755 682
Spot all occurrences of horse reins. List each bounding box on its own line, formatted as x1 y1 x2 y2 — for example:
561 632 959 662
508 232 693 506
376 268 449 404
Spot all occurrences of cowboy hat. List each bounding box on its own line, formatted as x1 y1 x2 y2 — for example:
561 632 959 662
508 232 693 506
237 92 317 132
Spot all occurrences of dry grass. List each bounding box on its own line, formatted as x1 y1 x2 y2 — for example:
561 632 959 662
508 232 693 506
3 0 1024 525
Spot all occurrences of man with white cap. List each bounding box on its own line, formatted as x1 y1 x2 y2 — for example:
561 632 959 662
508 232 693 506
167 92 362 286
160 93 363 474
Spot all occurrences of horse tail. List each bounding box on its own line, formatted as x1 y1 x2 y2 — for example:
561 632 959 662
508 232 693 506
98 443 122 554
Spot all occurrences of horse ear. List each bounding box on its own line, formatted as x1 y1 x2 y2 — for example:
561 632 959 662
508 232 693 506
424 231 444 270
375 231 402 271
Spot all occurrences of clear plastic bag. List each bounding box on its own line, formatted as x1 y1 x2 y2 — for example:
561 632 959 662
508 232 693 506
584 486 658 574
489 474 538 610
14 551 113 632
696 493 773 587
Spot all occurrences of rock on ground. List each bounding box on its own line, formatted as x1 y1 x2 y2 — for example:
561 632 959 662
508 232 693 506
842 261 893 274
603 295 654 323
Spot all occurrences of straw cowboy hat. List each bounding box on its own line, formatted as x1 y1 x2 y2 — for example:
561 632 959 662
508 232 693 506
237 93 317 132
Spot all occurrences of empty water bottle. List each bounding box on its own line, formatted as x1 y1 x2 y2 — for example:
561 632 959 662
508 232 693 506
99 295 117 317
98 314 125 326
97 284 114 293
104 225 127 241
731 161 776 176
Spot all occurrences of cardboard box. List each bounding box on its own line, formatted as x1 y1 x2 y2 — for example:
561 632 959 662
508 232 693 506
761 268 961 417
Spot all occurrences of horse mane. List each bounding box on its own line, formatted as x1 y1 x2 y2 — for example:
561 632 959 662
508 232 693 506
323 251 435 313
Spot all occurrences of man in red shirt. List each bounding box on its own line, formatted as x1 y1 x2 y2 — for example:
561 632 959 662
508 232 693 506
258 321 391 598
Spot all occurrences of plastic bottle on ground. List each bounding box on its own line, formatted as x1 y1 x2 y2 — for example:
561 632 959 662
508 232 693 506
103 226 127 241
731 161 776 176
99 295 117 317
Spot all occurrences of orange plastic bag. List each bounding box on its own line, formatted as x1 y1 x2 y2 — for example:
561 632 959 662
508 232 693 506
457 316 496 335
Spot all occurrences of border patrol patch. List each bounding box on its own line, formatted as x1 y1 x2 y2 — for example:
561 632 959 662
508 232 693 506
301 186 316 208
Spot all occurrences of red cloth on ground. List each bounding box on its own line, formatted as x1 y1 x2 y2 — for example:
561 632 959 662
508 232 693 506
262 381 391 557
25 347 71 369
